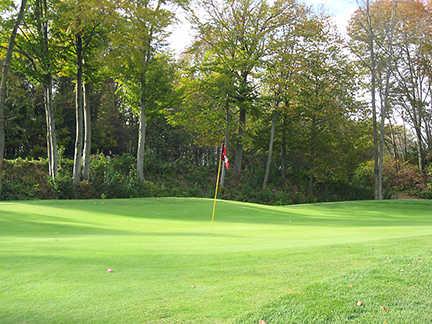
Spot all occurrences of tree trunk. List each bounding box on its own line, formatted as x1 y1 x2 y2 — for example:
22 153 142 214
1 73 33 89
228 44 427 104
234 71 248 178
410 101 426 175
388 118 400 171
263 111 278 189
308 116 318 198
415 129 425 174
377 74 389 201
220 151 226 187
429 81 432 149
281 115 287 180
366 0 380 200
43 80 58 179
424 118 432 150
378 104 385 200
234 106 246 177
137 99 146 182
402 112 408 161
72 33 84 187
43 86 51 176
0 0 27 195
38 0 58 180
220 108 229 188
377 0 396 200
82 83 91 180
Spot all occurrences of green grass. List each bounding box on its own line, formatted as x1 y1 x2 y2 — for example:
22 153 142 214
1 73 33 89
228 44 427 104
1 198 432 323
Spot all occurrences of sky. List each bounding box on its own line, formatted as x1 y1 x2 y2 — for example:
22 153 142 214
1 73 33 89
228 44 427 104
167 0 359 56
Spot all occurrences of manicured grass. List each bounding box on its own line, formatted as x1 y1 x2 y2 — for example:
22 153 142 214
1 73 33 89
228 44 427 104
1 198 432 323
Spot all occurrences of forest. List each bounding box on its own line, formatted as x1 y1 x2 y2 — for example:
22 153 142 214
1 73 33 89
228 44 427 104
0 0 431 203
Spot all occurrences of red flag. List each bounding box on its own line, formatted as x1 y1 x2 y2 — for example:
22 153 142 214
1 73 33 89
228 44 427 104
221 144 230 169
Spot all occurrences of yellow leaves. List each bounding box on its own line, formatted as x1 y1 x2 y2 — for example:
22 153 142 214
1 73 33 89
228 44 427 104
353 301 390 315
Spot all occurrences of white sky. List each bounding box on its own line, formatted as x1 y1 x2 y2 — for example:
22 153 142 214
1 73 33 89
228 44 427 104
167 0 359 56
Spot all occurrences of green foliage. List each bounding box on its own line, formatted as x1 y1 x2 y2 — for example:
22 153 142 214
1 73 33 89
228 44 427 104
169 70 229 146
0 155 375 202
115 54 177 117
48 172 74 199
0 0 14 12
1 0 431 203
1 158 52 199
353 158 425 198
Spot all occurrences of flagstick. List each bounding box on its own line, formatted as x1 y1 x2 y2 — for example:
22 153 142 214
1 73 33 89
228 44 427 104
211 145 223 222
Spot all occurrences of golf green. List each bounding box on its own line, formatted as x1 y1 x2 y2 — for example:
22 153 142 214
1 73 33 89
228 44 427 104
1 198 432 323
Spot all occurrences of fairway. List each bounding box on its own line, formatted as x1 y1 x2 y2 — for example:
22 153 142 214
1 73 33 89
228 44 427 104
1 198 432 323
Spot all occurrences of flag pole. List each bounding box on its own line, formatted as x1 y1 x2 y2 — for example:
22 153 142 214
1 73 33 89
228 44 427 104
211 144 223 222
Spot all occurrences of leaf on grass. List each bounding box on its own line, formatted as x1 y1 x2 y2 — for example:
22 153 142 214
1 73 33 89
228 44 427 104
356 300 364 307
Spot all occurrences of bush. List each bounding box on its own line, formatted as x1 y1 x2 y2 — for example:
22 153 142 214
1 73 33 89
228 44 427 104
2 158 52 200
48 173 74 199
353 158 424 198
4 154 424 204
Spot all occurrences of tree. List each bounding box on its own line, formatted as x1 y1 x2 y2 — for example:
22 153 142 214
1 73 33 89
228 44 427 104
261 2 312 188
55 0 115 185
93 79 133 155
293 21 364 197
10 0 62 180
168 58 235 187
390 0 432 175
110 0 186 182
351 0 432 191
0 0 27 194
171 69 230 147
350 0 397 199
191 0 294 178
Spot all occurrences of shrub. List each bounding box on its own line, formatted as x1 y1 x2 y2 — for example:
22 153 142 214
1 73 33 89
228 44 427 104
2 158 52 200
353 158 424 198
4 154 422 204
48 173 74 199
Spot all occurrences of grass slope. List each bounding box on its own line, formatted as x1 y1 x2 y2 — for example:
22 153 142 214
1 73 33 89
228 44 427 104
1 198 432 323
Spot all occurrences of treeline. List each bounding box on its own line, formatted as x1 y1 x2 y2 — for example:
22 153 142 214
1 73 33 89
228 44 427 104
0 0 431 203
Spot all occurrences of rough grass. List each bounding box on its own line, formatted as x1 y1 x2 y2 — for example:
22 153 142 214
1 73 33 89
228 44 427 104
0 198 432 323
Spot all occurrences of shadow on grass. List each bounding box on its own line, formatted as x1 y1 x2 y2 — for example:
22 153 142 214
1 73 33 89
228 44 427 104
0 210 132 237
2 198 432 228
0 209 240 238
